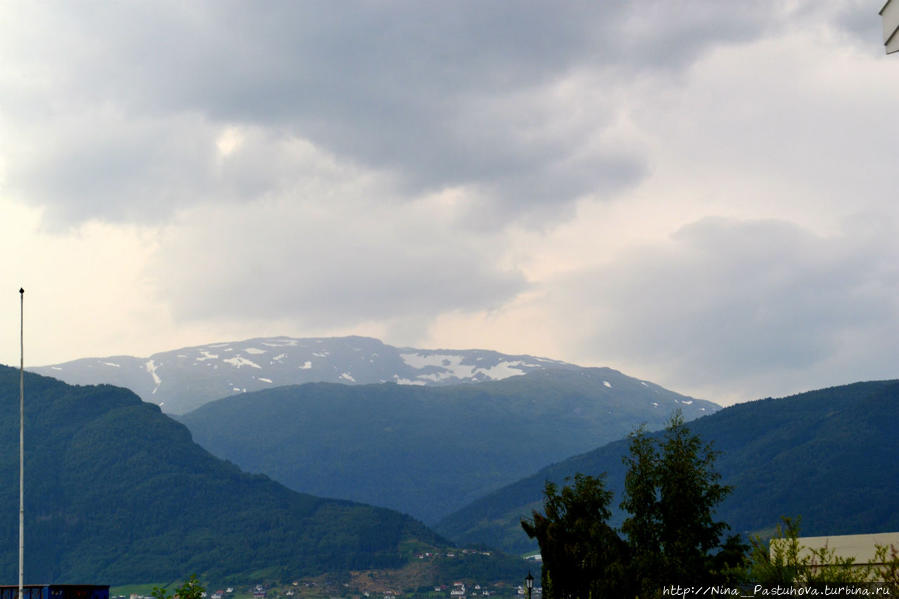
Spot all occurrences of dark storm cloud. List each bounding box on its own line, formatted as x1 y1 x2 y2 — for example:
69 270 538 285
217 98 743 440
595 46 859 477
830 0 884 46
5 1 780 225
560 218 899 397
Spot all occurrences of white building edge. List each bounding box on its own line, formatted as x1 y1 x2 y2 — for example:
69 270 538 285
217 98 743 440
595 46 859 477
772 532 899 566
881 0 899 54
799 532 899 565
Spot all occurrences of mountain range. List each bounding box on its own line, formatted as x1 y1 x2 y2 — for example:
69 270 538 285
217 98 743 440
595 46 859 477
30 336 579 414
0 365 454 585
434 379 899 554
176 367 717 523
18 334 899 586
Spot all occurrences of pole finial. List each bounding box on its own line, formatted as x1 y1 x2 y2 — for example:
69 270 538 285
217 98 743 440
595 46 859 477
19 288 24 294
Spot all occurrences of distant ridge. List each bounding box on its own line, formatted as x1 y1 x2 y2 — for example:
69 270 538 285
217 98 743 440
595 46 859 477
0 365 449 584
434 379 899 554
178 367 718 523
31 336 577 414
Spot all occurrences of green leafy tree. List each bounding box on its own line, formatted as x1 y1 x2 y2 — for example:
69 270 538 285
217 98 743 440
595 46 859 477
619 426 662 597
874 544 899 593
657 412 744 585
621 413 745 593
151 575 205 599
524 413 744 599
522 473 629 599
747 517 808 587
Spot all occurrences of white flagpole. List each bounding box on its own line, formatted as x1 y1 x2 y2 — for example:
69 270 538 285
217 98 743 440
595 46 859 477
19 288 24 597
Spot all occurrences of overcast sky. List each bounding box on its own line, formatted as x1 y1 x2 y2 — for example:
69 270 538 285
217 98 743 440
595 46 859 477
2 1 897 405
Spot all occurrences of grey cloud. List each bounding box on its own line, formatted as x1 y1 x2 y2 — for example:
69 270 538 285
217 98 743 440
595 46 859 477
151 200 527 327
557 218 899 400
829 0 883 47
4 1 780 225
6 113 214 225
5 108 381 228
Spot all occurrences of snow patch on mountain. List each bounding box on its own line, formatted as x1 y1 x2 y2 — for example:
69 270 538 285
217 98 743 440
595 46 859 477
262 338 299 347
399 353 540 382
394 376 427 386
476 360 535 379
145 359 161 394
223 356 261 369
30 335 716 417
400 353 460 371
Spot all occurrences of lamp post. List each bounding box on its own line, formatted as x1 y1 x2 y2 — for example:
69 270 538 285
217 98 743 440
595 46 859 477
525 572 533 599
19 288 24 599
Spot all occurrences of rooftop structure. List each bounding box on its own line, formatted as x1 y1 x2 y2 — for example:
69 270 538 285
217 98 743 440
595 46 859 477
881 0 899 53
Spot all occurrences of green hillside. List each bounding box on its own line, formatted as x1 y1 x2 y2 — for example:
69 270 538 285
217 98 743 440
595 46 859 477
435 380 899 553
177 368 717 523
0 365 447 585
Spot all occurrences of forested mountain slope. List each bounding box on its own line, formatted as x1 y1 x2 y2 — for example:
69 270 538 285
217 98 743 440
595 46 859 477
435 380 899 554
0 365 446 584
178 368 716 523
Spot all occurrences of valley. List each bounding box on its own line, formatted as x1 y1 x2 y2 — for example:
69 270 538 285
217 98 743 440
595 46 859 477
7 4 896 596
3 336 897 590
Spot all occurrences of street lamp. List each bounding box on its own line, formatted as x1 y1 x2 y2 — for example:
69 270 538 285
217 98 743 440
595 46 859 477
525 572 534 599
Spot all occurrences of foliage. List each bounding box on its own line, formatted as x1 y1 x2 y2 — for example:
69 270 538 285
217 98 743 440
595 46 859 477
522 474 629 599
619 426 661 597
430 550 530 584
874 544 899 593
442 380 899 554
151 575 205 599
523 414 742 599
748 517 899 592
620 414 745 595
0 366 447 584
747 517 809 587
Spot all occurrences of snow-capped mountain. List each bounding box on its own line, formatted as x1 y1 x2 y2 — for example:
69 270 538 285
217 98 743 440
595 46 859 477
30 335 579 414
